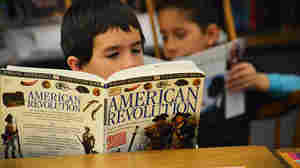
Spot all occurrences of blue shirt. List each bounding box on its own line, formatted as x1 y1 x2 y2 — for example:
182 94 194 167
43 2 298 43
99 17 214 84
267 73 300 98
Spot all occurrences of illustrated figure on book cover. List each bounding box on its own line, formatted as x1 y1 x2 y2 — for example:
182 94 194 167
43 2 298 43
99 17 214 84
170 113 195 149
145 112 196 150
79 126 97 154
1 114 18 159
144 114 172 150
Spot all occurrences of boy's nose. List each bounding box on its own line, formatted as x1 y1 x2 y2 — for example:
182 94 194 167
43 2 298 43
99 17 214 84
165 41 178 57
122 53 143 69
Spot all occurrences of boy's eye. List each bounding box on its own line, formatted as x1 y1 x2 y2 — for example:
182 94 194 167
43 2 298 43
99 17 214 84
162 35 168 42
160 32 168 42
131 48 141 55
174 31 186 40
106 52 119 59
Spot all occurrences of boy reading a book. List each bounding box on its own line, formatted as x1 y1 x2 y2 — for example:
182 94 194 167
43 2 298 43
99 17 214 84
61 0 145 80
156 0 300 147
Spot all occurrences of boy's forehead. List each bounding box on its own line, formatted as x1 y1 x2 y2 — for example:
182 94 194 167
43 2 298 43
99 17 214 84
93 27 141 49
159 9 195 30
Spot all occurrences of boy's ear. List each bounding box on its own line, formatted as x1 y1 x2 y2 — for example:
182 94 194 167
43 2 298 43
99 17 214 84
206 24 220 47
67 56 81 71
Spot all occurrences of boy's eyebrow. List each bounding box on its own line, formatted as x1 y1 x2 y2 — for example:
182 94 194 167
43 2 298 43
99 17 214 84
104 41 142 52
174 28 185 32
160 29 166 34
104 45 121 52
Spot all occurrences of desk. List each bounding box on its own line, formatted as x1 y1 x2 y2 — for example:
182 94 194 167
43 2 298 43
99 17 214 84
278 148 300 153
0 146 285 168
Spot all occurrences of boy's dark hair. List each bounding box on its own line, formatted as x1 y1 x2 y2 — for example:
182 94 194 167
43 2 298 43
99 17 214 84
61 0 145 67
156 0 221 32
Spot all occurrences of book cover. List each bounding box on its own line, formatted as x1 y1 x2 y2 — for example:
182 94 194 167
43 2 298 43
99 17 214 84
278 152 300 168
0 61 205 159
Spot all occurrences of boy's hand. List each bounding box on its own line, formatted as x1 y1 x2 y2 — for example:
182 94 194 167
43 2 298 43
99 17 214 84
226 62 270 93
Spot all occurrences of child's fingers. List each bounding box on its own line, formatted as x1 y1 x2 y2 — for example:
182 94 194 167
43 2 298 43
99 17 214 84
228 80 253 92
228 62 255 76
227 66 255 82
226 74 257 92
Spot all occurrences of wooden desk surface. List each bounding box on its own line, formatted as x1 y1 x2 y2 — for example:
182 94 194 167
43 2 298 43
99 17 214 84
278 148 300 153
0 146 285 168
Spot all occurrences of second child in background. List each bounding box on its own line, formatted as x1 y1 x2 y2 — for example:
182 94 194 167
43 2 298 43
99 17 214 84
156 0 300 147
157 0 300 98
156 0 250 147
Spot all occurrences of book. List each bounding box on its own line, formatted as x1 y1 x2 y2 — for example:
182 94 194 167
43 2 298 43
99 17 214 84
278 152 300 168
0 60 205 159
225 39 247 119
174 40 246 119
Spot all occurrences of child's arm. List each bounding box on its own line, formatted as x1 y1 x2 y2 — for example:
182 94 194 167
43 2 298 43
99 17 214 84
226 62 269 93
267 73 300 98
226 62 300 98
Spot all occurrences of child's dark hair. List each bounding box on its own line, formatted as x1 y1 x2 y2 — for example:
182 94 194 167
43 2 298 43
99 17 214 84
61 0 145 67
156 0 221 32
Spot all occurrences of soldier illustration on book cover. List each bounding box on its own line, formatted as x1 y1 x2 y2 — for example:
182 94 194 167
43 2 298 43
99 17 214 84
144 114 172 150
76 126 98 154
1 113 23 159
144 113 196 150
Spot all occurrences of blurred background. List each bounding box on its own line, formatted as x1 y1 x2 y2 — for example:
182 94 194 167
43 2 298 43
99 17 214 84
0 0 299 149
0 0 299 69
